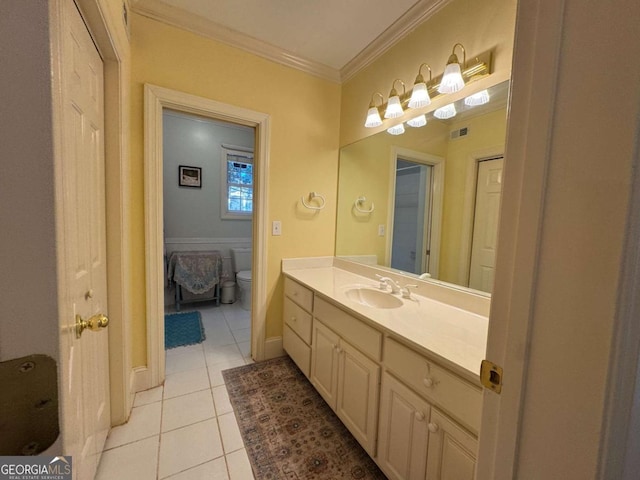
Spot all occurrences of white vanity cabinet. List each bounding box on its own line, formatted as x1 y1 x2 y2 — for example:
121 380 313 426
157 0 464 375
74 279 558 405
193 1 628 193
282 277 314 377
378 337 480 480
310 297 381 456
281 266 485 480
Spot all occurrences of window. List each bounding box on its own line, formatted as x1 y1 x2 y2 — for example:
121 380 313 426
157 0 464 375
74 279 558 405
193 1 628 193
221 147 253 219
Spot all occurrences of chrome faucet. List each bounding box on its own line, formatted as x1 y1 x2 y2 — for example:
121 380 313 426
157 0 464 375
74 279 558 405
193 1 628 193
376 275 401 294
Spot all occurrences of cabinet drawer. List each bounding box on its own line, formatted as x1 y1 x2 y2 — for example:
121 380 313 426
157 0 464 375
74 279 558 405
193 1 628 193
283 325 311 378
384 337 482 433
314 297 382 362
284 277 313 312
283 297 312 344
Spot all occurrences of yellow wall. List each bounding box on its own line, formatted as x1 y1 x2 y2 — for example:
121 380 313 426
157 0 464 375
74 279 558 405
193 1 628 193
439 108 507 283
340 0 516 147
130 14 341 366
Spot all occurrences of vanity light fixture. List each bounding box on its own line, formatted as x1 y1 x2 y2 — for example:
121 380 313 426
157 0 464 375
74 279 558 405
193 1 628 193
406 114 427 128
438 43 466 94
387 123 405 135
384 79 406 119
364 92 384 128
464 89 490 106
434 103 457 119
408 63 433 109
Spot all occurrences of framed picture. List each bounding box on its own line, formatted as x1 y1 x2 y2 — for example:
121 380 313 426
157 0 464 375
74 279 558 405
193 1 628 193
179 165 202 188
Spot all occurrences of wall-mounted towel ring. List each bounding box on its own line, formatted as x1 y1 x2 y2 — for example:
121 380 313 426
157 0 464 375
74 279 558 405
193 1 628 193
301 192 326 210
355 196 375 213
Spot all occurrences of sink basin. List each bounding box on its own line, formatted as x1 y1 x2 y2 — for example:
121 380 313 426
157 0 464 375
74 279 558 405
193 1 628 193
344 287 403 309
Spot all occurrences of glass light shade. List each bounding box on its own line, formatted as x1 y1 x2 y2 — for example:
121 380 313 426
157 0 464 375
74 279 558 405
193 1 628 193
384 95 404 118
434 103 457 120
387 123 405 135
464 89 490 106
364 107 383 128
408 83 431 109
438 63 464 94
406 114 427 128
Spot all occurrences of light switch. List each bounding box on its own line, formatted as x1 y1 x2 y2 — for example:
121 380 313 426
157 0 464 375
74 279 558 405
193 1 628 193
378 225 385 236
272 220 282 236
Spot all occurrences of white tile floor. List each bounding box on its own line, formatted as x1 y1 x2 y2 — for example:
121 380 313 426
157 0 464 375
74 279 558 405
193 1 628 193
96 302 256 480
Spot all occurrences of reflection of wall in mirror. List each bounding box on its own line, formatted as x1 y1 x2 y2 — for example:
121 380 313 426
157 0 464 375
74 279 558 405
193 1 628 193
336 106 507 290
336 121 448 264
439 108 507 285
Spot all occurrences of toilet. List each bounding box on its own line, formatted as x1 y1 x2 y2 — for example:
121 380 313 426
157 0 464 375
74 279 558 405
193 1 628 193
230 247 252 310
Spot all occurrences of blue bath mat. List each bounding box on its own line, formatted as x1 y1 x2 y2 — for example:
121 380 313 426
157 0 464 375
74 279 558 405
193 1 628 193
165 311 206 349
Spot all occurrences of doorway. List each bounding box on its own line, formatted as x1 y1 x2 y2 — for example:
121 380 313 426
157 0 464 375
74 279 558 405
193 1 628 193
391 159 434 274
388 147 444 278
162 110 255 360
144 85 270 389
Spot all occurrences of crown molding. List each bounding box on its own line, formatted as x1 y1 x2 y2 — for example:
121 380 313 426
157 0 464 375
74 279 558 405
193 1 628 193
340 0 453 83
130 0 341 83
131 0 452 84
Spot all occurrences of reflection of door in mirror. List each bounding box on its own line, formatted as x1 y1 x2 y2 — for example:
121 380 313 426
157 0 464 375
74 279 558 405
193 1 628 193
388 148 444 278
391 159 433 274
469 157 504 292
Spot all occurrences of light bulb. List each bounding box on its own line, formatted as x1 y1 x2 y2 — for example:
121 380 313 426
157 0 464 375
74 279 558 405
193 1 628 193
364 106 382 128
434 104 457 120
384 95 403 119
387 123 405 135
406 115 427 128
464 90 490 106
438 62 464 94
408 83 431 109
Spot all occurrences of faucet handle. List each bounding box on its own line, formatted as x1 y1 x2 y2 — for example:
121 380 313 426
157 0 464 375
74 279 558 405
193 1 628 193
400 284 418 299
375 274 390 290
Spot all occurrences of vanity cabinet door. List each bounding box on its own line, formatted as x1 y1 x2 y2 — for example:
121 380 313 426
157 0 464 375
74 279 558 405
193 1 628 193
310 320 340 408
336 339 380 456
378 372 430 480
425 409 477 480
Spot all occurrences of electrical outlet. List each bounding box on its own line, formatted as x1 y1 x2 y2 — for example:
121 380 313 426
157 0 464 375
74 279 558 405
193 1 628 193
378 224 385 236
272 220 282 236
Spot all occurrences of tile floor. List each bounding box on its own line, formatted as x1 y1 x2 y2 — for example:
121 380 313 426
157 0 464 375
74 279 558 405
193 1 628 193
96 302 256 480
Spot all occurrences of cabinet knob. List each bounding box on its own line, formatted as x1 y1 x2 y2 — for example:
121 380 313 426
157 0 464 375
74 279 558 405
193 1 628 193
415 411 425 421
291 316 297 322
428 422 439 433
423 377 434 388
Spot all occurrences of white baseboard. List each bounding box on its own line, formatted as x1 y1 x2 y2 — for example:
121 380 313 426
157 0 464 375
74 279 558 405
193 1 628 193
264 336 284 360
132 366 152 393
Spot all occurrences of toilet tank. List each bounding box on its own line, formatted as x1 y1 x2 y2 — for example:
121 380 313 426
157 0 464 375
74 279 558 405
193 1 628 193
230 247 252 272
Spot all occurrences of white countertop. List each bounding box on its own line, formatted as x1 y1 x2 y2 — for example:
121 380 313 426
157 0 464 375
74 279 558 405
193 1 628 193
282 261 489 383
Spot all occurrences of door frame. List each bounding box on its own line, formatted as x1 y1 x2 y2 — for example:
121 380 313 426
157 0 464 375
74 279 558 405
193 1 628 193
51 0 132 427
387 147 444 278
144 84 270 388
475 0 566 477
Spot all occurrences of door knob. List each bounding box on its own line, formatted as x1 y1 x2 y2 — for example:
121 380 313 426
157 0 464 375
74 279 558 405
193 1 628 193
75 313 109 338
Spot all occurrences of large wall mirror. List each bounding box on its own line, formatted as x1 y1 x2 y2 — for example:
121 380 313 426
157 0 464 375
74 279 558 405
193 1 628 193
335 81 509 294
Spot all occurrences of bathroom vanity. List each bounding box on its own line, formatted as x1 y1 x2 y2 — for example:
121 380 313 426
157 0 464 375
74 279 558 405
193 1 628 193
282 257 489 480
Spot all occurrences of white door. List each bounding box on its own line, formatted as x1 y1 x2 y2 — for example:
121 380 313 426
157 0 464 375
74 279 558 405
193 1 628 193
468 158 504 292
57 1 110 478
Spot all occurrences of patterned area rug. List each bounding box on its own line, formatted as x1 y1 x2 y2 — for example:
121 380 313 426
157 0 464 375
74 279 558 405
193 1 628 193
164 311 205 349
223 356 387 479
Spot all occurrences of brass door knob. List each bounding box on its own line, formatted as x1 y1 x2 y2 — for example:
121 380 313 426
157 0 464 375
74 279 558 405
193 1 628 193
75 313 109 338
